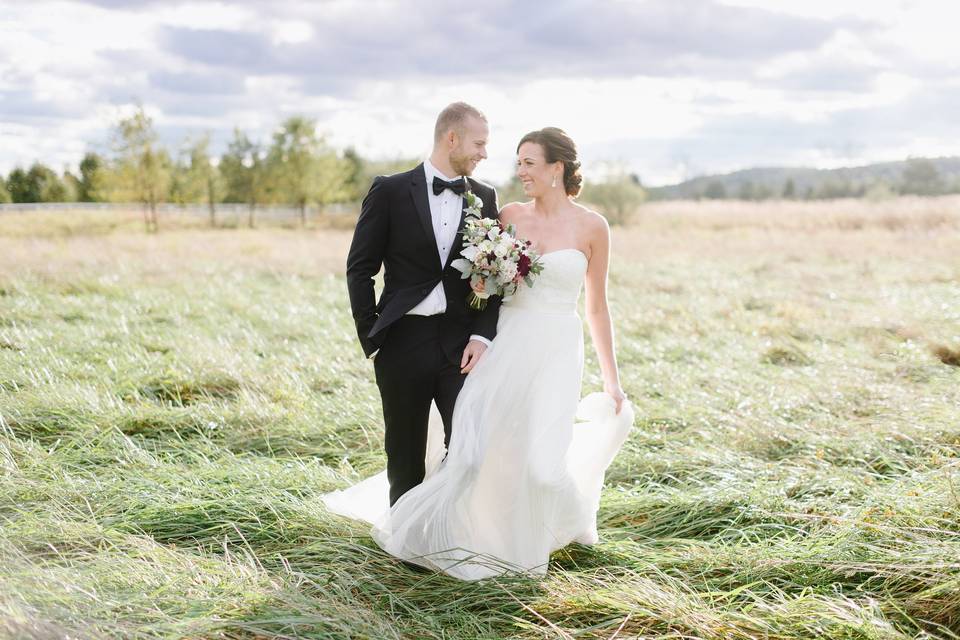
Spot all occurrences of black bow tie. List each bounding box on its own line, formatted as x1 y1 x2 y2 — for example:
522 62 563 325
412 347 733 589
432 175 467 196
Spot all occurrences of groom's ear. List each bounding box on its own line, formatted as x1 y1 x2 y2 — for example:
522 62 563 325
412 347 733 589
444 128 459 150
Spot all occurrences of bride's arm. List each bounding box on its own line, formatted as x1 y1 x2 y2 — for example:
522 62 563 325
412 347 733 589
584 215 626 413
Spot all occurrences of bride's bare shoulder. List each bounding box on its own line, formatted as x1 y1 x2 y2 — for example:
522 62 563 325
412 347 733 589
498 200 531 222
570 202 609 232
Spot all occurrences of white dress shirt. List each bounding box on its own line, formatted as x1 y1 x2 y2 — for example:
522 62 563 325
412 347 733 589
407 158 463 316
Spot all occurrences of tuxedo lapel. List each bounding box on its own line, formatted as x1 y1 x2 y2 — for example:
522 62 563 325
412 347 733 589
409 164 441 265
444 176 471 271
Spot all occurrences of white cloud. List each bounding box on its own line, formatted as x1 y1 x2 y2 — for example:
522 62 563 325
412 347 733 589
0 0 957 186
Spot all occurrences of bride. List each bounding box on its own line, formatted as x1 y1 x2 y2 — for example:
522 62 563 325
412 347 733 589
321 127 634 581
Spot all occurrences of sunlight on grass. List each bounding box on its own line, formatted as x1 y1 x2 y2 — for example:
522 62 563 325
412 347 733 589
1 202 958 638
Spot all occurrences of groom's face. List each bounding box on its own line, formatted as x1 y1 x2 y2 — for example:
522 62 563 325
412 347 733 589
449 115 489 177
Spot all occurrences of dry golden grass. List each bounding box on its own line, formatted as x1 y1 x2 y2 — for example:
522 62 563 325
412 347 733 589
638 194 960 232
4 195 958 275
0 220 352 280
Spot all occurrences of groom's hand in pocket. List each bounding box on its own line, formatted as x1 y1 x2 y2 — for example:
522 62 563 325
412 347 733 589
460 339 488 374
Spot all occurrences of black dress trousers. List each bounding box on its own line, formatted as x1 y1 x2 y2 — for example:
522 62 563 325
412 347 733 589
373 314 467 507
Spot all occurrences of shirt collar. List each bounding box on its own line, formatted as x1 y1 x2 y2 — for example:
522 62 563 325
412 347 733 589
424 157 462 184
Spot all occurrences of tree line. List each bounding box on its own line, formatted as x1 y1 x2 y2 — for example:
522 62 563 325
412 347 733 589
0 106 414 231
0 106 649 229
685 158 960 202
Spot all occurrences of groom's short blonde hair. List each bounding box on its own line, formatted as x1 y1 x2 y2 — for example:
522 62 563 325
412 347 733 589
434 102 486 144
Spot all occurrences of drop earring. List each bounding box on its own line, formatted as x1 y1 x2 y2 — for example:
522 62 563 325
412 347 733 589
551 174 557 188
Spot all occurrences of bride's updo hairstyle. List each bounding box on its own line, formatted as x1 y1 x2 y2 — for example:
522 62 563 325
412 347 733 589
516 127 583 197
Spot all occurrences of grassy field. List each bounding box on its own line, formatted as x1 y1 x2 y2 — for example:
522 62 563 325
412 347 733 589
1 198 959 639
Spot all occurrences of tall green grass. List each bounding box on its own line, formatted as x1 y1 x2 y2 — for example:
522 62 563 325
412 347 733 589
1 209 958 638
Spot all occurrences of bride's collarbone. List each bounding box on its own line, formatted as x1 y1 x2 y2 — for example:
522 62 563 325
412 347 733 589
509 223 582 256
507 210 591 257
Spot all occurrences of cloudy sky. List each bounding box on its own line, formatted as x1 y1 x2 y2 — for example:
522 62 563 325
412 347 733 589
1 0 958 186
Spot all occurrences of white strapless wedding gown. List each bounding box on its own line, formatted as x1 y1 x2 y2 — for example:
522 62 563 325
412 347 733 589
321 248 635 580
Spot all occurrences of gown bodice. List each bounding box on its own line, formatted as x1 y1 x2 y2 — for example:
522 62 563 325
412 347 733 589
502 249 588 314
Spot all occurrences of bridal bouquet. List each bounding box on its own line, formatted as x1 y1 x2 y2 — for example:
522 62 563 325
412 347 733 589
451 192 544 310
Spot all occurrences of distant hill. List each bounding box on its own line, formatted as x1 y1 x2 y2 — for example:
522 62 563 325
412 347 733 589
647 156 960 200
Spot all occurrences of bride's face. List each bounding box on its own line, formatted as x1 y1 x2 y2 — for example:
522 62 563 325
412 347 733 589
516 142 561 198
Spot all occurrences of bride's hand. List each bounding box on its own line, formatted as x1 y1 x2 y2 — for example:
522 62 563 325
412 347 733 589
604 382 626 415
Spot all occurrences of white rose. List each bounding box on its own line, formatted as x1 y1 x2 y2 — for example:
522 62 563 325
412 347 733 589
498 261 518 283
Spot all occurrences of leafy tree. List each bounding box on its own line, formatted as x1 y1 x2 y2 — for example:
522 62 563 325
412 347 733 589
4 163 66 203
4 163 63 202
61 170 81 202
356 155 420 198
266 116 349 226
782 178 796 199
703 180 726 199
220 128 269 228
900 158 943 195
31 164 67 202
579 163 646 225
737 181 755 201
341 146 365 202
0 177 10 204
753 183 773 200
170 134 221 225
6 167 34 202
168 149 196 207
78 152 105 202
194 136 222 227
107 105 171 232
816 179 853 199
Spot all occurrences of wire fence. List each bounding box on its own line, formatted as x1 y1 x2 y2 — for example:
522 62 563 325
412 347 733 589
0 202 358 220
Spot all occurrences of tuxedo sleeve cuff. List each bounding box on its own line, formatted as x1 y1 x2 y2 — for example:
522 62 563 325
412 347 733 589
469 335 492 347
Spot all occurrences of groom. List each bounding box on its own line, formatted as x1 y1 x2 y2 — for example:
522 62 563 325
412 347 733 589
346 102 502 507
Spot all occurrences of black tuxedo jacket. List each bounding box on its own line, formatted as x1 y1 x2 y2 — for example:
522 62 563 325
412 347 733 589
346 163 502 360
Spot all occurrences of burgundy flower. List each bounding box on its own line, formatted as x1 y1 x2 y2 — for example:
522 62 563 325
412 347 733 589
517 254 531 277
